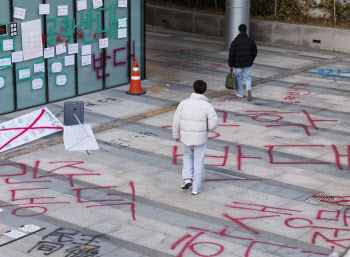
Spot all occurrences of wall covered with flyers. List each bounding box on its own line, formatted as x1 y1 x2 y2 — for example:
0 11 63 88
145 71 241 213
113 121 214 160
0 0 145 114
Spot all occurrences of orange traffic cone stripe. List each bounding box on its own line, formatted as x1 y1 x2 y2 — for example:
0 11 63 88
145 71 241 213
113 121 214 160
126 58 145 95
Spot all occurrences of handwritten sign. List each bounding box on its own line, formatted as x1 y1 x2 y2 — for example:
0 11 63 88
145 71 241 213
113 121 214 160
44 47 55 59
118 0 127 7
51 62 62 73
32 78 43 90
0 57 12 69
93 0 103 9
39 4 50 15
64 124 99 151
65 55 75 66
81 44 91 56
56 43 66 55
68 43 78 54
82 55 91 66
34 62 45 74
21 19 43 61
118 28 127 39
0 107 63 152
57 5 68 16
56 75 67 86
77 0 87 11
2 39 14 51
14 7 26 20
99 38 108 49
118 17 127 28
19 68 30 80
12 51 23 63
0 76 4 89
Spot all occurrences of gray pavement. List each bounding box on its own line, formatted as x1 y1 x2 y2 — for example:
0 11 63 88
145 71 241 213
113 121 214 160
0 25 349 256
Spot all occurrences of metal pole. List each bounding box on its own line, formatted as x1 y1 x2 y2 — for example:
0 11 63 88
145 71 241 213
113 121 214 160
225 0 251 51
73 113 90 155
275 0 277 17
334 0 336 25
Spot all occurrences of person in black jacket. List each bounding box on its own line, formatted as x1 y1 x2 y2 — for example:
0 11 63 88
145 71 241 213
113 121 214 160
228 24 257 101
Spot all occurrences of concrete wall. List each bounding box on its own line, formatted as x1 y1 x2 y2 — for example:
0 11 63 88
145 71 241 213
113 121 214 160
146 5 223 36
146 5 350 53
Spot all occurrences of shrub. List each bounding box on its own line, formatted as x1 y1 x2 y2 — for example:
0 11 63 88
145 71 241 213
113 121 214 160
147 0 350 27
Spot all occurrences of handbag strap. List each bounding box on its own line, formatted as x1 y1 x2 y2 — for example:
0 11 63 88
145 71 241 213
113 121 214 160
230 68 233 75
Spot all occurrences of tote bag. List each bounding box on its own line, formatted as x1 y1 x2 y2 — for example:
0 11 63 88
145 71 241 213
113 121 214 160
225 68 238 90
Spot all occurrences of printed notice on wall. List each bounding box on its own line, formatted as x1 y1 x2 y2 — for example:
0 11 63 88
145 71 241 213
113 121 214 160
51 62 62 73
21 19 43 61
14 7 26 20
12 51 23 63
57 5 68 16
34 62 45 74
44 47 55 59
19 68 30 80
56 75 67 86
93 0 103 9
118 17 127 28
56 43 66 55
118 28 127 39
77 0 87 11
39 4 50 15
99 38 108 49
32 78 43 90
0 77 4 88
65 55 75 66
82 55 91 66
0 57 12 69
2 39 14 51
68 43 78 54
118 0 127 7
0 107 63 153
81 44 91 56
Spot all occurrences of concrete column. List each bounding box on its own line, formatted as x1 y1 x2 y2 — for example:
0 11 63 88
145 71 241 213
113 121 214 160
225 0 251 51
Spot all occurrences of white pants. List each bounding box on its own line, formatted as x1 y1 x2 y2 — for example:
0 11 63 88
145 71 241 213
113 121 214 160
182 142 207 192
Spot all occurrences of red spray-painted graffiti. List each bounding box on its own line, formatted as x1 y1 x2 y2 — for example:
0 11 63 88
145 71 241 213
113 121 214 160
93 41 135 80
0 161 136 220
171 200 350 256
162 111 239 139
282 83 311 104
312 195 350 207
211 96 239 107
236 109 338 136
173 144 350 171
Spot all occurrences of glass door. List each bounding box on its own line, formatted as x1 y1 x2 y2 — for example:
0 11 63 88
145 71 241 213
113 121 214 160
0 1 15 114
14 0 47 110
46 0 77 102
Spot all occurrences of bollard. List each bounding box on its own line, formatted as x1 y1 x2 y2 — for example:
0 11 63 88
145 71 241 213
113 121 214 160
64 101 84 126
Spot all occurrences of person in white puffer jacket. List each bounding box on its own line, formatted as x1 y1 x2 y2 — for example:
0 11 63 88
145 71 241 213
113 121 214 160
172 80 219 195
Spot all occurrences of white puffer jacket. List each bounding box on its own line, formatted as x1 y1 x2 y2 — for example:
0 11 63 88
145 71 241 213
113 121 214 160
173 93 219 146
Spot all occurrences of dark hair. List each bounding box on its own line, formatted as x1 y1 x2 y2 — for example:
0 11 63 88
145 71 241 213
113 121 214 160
193 80 207 94
239 24 247 33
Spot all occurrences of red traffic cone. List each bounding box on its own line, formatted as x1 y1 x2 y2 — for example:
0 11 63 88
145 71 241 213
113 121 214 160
126 58 146 95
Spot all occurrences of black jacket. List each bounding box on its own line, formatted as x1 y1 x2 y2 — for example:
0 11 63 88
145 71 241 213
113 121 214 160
228 33 257 68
